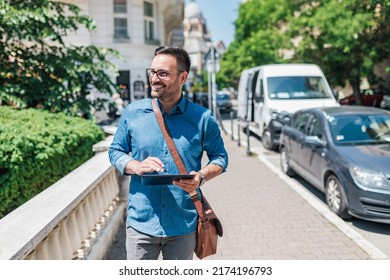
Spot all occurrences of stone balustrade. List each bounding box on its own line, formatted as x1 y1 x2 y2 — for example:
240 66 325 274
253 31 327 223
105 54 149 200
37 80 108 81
0 150 128 260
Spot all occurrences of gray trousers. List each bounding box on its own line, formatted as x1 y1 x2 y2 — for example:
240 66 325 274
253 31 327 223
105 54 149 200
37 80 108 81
126 225 196 260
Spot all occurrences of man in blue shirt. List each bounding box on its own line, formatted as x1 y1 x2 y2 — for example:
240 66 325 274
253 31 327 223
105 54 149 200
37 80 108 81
108 46 228 260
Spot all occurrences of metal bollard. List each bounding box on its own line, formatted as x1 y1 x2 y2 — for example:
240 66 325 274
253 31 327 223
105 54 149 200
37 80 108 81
230 111 234 140
237 117 241 147
246 120 251 155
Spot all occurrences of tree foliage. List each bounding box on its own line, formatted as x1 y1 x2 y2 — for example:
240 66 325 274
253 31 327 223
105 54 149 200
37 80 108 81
218 0 293 89
0 0 121 118
290 0 390 101
218 0 390 100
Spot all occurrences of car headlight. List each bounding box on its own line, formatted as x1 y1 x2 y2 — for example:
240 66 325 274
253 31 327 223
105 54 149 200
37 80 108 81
270 109 280 120
349 166 390 192
270 109 291 123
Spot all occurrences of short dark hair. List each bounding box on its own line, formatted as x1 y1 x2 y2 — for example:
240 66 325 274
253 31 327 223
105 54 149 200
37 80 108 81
154 46 191 73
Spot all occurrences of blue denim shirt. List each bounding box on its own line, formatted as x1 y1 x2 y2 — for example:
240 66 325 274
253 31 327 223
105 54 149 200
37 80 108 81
108 97 228 237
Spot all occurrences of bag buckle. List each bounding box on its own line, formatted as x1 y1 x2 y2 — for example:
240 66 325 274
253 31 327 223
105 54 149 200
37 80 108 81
189 191 199 200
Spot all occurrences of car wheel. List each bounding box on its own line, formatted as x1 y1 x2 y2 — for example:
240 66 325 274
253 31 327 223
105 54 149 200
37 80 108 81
280 146 295 176
262 129 276 150
325 175 351 219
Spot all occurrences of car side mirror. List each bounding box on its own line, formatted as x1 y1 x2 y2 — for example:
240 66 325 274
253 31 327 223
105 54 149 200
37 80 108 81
304 136 324 147
254 95 263 103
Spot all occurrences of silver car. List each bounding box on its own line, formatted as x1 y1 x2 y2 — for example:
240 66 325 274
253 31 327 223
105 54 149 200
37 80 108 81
380 94 390 110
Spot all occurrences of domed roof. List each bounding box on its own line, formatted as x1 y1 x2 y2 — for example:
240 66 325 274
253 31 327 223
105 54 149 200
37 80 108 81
185 0 202 19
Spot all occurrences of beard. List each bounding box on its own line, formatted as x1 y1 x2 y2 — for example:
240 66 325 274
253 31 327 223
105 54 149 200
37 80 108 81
150 77 182 103
150 90 160 98
150 82 164 99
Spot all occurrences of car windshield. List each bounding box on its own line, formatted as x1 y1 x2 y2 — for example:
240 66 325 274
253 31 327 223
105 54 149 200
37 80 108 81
217 94 229 100
267 76 333 100
329 114 390 145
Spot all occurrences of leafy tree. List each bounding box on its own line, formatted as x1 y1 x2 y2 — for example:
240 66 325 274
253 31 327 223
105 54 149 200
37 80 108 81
219 0 390 101
0 0 121 118
191 70 209 93
290 0 390 103
217 0 293 89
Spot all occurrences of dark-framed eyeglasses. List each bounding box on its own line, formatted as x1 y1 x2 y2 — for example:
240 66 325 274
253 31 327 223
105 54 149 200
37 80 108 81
146 69 184 80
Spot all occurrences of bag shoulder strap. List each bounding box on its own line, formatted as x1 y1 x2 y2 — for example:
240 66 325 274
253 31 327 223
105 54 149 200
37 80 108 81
151 99 187 174
151 99 208 222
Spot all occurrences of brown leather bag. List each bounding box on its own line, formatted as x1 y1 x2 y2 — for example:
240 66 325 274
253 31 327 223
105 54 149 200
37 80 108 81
152 99 223 259
192 190 223 259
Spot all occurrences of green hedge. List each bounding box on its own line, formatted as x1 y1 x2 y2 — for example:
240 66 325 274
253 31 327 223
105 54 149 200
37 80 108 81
0 107 105 218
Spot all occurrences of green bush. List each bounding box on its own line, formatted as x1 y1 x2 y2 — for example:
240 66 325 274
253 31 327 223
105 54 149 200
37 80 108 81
0 107 105 218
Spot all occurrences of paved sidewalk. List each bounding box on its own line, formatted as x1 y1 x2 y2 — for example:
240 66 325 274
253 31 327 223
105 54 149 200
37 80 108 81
106 131 388 260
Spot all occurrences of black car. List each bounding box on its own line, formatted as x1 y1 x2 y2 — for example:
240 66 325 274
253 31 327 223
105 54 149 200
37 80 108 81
193 92 209 108
193 92 233 113
279 106 390 223
216 92 233 113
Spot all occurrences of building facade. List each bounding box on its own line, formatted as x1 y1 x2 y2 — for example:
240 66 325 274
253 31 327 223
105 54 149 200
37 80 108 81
183 0 211 77
60 0 185 104
183 0 225 92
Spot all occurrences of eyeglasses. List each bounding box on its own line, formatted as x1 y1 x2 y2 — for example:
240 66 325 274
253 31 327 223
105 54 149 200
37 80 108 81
146 69 184 80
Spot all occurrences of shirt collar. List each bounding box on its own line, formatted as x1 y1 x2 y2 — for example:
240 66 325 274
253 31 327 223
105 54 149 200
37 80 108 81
155 93 188 115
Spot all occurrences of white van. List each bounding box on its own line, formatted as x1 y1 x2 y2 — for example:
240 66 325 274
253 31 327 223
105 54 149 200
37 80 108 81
237 64 340 150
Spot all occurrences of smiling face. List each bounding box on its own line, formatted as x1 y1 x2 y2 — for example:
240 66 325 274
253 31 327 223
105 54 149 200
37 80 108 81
149 54 187 103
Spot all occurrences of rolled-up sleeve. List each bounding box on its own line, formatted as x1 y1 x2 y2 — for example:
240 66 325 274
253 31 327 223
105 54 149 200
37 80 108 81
203 113 228 172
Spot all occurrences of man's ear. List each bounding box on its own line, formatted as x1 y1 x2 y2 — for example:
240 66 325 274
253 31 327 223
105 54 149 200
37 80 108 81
180 71 188 84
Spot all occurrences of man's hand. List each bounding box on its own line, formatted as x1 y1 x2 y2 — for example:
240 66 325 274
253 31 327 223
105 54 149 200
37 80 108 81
172 171 201 193
173 164 223 193
126 157 164 176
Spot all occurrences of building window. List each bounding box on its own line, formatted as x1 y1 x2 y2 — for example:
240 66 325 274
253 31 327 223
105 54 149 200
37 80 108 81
190 23 198 32
114 0 127 13
113 0 129 40
144 20 154 41
114 18 129 39
144 1 153 17
144 1 159 44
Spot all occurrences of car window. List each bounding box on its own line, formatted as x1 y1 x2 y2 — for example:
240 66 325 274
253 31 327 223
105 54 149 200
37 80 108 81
366 116 390 141
217 94 229 100
267 76 332 99
329 114 390 144
292 112 311 133
307 115 323 139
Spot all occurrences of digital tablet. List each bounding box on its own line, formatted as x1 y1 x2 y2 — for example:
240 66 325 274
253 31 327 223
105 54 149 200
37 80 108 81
141 174 195 185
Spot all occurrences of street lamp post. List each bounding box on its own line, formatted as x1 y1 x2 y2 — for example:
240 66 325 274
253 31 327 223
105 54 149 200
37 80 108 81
207 70 212 111
206 43 219 115
205 43 219 115
211 45 217 115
